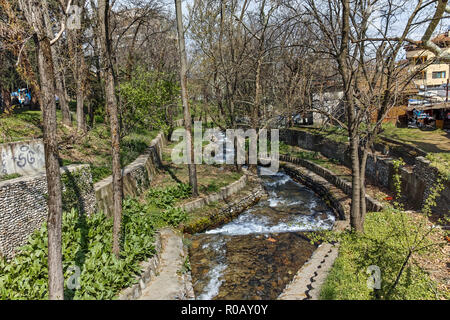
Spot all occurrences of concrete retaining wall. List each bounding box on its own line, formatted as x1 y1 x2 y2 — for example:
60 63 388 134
0 139 45 177
0 164 96 259
183 183 266 234
180 173 248 213
94 133 166 217
280 129 449 215
118 231 163 300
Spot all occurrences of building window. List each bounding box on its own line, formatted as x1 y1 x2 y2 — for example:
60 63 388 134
432 71 446 79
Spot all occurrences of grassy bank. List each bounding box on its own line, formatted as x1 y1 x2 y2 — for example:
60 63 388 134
0 110 158 183
59 125 158 183
319 210 448 300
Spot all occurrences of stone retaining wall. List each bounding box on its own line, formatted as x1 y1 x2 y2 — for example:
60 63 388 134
180 173 248 213
118 231 163 300
0 164 96 259
280 155 384 213
278 162 354 300
376 136 427 165
280 129 449 215
281 162 349 224
183 182 266 234
94 133 165 217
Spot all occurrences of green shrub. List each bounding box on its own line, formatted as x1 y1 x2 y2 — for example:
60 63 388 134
0 206 157 300
319 210 441 300
200 181 220 194
319 160 448 300
143 184 191 226
146 183 192 207
119 67 180 136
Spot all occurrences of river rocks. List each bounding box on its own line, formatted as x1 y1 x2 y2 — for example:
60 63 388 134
188 169 336 300
190 232 317 300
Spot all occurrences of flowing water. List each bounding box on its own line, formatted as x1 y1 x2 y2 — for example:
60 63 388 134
188 167 336 300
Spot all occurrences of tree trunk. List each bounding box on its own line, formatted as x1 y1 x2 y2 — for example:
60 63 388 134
1 88 11 113
349 135 362 231
359 148 368 231
56 72 72 126
18 0 65 300
253 57 263 130
338 0 364 232
98 0 123 257
68 0 86 133
175 0 198 196
87 99 94 128
42 5 71 126
76 68 86 132
37 36 65 300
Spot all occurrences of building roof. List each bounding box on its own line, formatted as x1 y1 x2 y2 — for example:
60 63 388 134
407 102 450 111
405 32 450 51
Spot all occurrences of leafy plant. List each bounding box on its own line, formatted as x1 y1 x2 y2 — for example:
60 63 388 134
143 184 191 226
0 206 157 300
317 159 449 300
200 181 220 194
119 67 180 136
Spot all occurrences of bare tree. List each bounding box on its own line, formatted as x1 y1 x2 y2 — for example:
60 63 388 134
175 0 198 196
42 1 72 126
302 0 438 231
98 0 123 257
67 0 87 132
17 0 73 300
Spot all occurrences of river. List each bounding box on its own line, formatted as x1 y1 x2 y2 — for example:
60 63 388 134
188 166 336 300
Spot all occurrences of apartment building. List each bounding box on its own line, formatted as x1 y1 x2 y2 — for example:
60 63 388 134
405 30 450 88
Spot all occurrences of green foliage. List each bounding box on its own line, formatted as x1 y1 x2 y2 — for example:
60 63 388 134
425 153 450 180
0 173 21 181
178 256 191 275
119 67 180 135
200 181 220 193
146 184 192 207
318 157 448 300
0 206 157 300
120 131 158 166
318 210 442 300
391 158 405 205
90 165 112 183
0 110 42 143
143 184 191 227
279 142 321 161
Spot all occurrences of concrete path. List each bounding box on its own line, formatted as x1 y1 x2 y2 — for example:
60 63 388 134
278 243 339 300
139 228 194 300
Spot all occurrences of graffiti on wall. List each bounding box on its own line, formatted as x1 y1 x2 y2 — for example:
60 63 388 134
0 140 45 177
